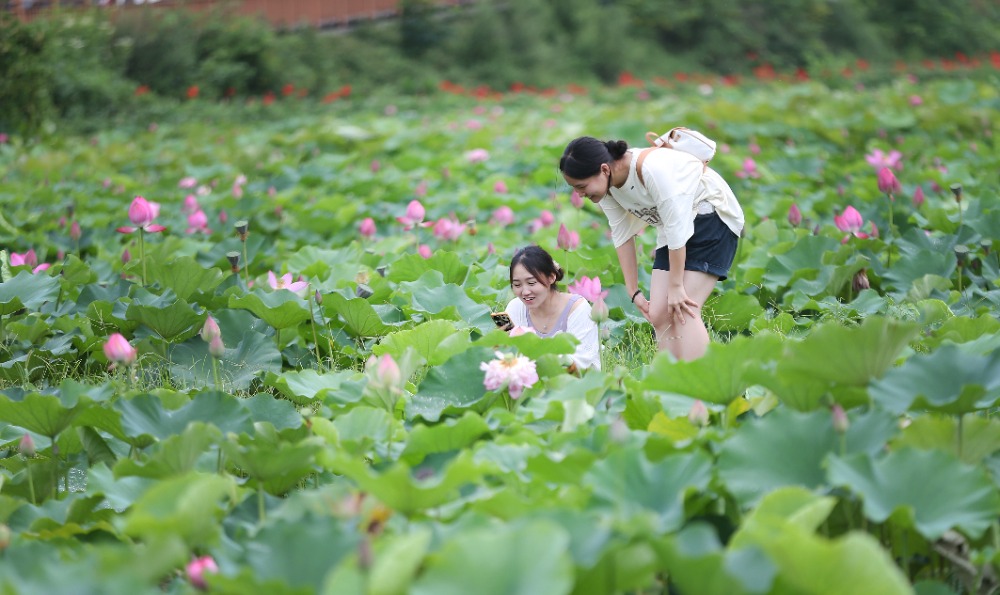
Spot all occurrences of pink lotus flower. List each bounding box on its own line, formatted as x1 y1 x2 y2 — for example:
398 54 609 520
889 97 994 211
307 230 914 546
734 157 761 179
493 180 508 194
877 167 901 195
432 216 466 241
117 196 166 233
490 206 515 226
557 223 580 251
367 353 402 389
186 555 218 590
568 276 609 302
465 119 483 130
570 191 585 209
909 95 923 106
397 200 426 230
414 181 428 198
359 217 377 239
590 296 609 323
865 149 903 171
218 210 228 224
418 244 432 259
103 333 137 366
834 206 870 242
749 142 761 155
186 210 210 234
688 400 709 427
178 176 197 189
10 250 49 274
508 325 531 337
465 148 490 163
19 433 35 457
0 133 8 144
267 271 309 296
480 351 539 399
913 185 925 208
539 210 554 227
831 403 849 433
70 221 82 242
201 316 221 342
208 336 225 358
788 203 802 227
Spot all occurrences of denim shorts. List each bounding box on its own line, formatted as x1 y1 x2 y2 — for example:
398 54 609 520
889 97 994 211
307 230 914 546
653 212 739 280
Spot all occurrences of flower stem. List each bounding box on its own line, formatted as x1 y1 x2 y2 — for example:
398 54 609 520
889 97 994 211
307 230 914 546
26 459 36 504
139 228 147 286
212 356 221 391
308 297 323 371
886 195 894 269
241 239 250 288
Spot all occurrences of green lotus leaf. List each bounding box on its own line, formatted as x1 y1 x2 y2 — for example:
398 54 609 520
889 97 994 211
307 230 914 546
123 471 236 547
367 529 433 595
329 405 398 457
222 426 324 495
85 463 157 513
0 270 61 315
168 330 282 391
113 423 222 479
704 291 765 332
324 291 403 338
265 368 364 406
924 313 1000 349
287 245 363 285
242 393 304 430
718 408 899 507
640 334 783 405
400 412 491 466
228 289 311 330
388 251 470 285
755 317 920 411
125 290 204 342
525 448 598 486
145 257 222 302
373 319 472 366
401 270 490 323
115 391 253 443
869 343 1000 414
410 520 573 595
584 447 712 532
760 235 838 292
407 348 493 422
827 448 1000 540
891 414 1000 465
325 450 483 516
656 523 775 595
881 247 955 296
0 392 93 438
243 514 359 592
78 426 117 469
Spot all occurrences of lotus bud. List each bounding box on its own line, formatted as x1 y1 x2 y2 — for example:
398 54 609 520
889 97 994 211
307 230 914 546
832 404 849 433
201 316 221 342
103 333 137 366
356 284 373 299
912 185 925 208
122 249 131 264
877 167 900 195
186 556 218 591
314 289 323 305
69 221 81 242
19 434 35 457
208 336 226 359
590 296 609 324
688 400 709 427
949 183 962 203
788 203 802 227
852 269 870 293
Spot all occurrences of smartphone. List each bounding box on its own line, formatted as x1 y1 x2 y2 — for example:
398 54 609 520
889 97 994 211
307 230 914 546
490 312 512 329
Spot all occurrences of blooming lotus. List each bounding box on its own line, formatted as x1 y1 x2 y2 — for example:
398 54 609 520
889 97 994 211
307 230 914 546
557 223 580 251
465 148 490 163
734 157 761 179
267 271 309 296
116 196 165 234
359 217 377 239
568 276 609 302
186 556 218 590
490 206 515 226
865 148 902 171
178 176 197 189
10 250 50 273
397 200 426 230
834 206 870 242
432 216 466 241
103 333 137 366
186 210 210 234
480 351 539 399
183 195 199 214
494 180 508 194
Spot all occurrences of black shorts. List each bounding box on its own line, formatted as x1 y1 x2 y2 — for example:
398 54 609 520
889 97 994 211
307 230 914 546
653 212 739 281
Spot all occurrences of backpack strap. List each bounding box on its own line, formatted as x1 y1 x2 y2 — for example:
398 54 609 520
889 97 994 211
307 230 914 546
635 146 661 190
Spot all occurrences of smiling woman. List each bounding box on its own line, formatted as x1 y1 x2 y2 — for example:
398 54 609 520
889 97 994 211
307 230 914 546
502 245 601 371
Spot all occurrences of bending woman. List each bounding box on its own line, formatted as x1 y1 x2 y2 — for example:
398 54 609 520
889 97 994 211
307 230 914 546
559 136 744 361
503 246 601 371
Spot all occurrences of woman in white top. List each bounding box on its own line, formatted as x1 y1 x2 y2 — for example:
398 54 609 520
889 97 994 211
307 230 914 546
559 136 744 361
503 246 601 371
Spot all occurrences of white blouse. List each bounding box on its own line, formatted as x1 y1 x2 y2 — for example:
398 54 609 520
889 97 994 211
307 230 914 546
505 296 602 370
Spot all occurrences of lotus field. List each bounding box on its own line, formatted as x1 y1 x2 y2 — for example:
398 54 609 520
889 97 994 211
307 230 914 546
1 69 1000 594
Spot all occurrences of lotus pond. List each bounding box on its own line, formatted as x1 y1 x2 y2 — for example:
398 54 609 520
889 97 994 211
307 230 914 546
1 69 1000 594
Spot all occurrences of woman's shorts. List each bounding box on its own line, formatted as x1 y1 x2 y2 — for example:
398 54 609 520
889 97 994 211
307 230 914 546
653 212 739 280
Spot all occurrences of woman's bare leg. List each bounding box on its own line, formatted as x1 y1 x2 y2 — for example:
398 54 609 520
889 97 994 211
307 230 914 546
647 269 719 360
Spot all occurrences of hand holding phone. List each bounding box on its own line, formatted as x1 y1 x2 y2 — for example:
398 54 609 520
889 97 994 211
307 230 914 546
490 312 513 331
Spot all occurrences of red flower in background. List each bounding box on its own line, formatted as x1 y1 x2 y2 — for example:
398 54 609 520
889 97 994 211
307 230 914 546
186 85 199 99
134 85 150 96
282 83 294 96
262 92 275 105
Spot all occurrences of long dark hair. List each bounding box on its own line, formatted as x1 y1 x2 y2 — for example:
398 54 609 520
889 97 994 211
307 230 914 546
509 245 563 289
559 136 629 179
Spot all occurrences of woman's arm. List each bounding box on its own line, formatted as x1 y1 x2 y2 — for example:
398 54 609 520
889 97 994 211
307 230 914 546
616 238 650 319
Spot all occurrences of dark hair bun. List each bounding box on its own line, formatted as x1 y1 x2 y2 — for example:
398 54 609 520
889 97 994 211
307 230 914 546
605 140 629 160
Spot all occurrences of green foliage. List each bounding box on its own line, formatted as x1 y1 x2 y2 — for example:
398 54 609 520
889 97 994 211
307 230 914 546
0 12 53 137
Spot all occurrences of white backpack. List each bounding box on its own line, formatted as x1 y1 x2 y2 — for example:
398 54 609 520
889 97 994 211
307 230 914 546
636 127 717 189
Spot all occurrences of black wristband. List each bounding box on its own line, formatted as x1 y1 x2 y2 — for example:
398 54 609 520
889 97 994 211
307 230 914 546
631 289 642 303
